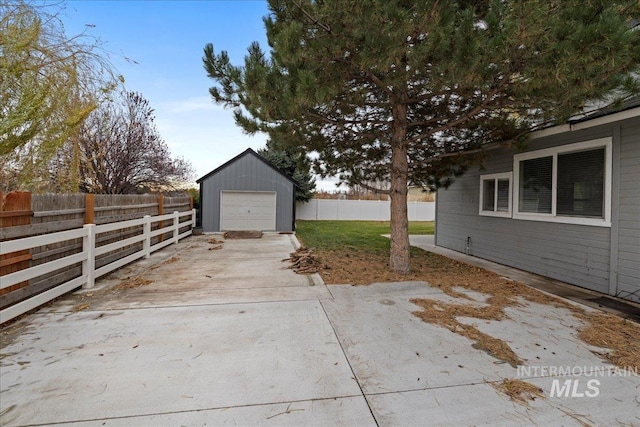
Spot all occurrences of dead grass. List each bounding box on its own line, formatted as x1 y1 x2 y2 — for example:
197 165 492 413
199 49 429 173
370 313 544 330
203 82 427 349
115 277 153 290
164 256 179 264
492 379 544 405
578 313 640 370
207 238 224 245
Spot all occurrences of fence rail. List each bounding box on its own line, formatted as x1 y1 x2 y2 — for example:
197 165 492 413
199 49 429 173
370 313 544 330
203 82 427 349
0 209 196 323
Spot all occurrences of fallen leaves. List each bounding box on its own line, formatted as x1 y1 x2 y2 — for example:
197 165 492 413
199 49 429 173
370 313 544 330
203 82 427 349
115 277 153 290
578 313 640 371
207 237 224 251
72 303 90 312
492 379 544 405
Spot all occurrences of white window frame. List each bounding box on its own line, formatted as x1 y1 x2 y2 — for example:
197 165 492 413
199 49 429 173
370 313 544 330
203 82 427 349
513 137 612 227
479 172 512 218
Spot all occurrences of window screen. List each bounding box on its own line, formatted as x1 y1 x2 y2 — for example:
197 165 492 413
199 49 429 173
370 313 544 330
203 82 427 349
482 179 495 211
519 156 552 213
557 148 605 218
496 179 510 212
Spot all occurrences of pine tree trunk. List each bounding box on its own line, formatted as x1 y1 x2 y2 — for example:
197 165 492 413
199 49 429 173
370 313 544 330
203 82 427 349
389 102 411 274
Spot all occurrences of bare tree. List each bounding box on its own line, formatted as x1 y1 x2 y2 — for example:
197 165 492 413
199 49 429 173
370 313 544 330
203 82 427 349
62 91 194 194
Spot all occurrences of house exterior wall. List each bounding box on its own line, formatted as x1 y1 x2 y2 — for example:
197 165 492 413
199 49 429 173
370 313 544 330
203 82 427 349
435 115 639 302
617 120 640 301
200 153 295 232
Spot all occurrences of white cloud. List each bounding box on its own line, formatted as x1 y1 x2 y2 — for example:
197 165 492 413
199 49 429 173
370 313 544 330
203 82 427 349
164 96 224 113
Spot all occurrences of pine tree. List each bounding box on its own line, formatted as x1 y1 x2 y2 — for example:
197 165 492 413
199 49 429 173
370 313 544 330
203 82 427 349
258 140 316 202
203 0 640 274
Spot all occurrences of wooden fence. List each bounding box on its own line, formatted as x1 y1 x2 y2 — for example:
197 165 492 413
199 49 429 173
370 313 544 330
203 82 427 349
0 192 193 321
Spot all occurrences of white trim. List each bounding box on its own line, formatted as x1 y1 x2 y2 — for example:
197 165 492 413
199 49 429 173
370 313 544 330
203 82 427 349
572 107 640 131
529 107 640 140
513 138 612 227
479 172 512 218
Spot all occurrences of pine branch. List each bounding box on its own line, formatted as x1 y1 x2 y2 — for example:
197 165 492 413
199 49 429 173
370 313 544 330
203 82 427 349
289 0 331 33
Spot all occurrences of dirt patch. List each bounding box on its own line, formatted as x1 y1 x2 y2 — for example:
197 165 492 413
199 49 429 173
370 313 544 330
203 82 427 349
492 379 544 405
115 277 153 290
224 230 262 239
164 256 180 264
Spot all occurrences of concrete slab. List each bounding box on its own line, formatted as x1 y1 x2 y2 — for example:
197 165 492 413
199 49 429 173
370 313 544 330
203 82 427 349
322 289 515 395
326 280 639 426
78 286 334 311
2 233 638 426
367 383 544 426
63 397 376 426
0 301 363 426
145 234 315 290
367 374 640 426
327 281 441 300
37 233 331 312
523 373 640 426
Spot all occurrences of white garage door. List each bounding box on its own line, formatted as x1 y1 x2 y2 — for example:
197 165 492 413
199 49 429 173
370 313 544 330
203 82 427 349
220 191 277 231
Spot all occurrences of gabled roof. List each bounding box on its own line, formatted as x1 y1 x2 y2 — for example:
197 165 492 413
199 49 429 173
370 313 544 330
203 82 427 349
196 148 298 185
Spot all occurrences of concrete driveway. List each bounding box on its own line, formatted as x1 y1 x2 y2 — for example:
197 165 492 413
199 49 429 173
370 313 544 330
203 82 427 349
1 234 638 426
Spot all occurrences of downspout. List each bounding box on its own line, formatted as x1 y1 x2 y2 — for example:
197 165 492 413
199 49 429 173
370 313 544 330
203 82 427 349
198 181 203 229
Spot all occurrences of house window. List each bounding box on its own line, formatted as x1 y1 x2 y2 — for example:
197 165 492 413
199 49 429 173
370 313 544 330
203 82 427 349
519 156 552 214
513 138 612 227
479 172 512 217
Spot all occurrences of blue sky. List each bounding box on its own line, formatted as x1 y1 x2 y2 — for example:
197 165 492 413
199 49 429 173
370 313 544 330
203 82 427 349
59 0 338 190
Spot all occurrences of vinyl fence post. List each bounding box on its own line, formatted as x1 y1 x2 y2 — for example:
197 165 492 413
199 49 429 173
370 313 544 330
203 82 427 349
173 211 179 243
82 224 95 289
143 215 151 258
191 208 196 230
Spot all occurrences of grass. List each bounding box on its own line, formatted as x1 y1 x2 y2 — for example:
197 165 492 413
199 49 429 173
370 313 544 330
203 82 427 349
295 220 434 253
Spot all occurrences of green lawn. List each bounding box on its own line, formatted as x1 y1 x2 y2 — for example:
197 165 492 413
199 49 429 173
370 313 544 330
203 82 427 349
295 220 434 254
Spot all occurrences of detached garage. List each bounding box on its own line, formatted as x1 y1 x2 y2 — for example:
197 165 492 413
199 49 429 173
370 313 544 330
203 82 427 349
197 148 296 232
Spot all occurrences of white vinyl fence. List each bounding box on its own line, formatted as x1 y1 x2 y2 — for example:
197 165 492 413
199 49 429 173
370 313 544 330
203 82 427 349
296 199 435 221
0 209 195 323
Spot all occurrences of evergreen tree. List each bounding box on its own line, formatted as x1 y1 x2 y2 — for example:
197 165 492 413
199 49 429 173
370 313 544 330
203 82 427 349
203 0 640 274
258 140 316 202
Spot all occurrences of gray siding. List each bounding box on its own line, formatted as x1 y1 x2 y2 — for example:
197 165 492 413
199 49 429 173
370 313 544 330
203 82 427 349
616 119 640 301
200 152 295 232
436 116 639 301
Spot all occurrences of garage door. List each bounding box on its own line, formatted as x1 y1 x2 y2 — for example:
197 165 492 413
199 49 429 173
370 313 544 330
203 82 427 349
220 191 277 231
